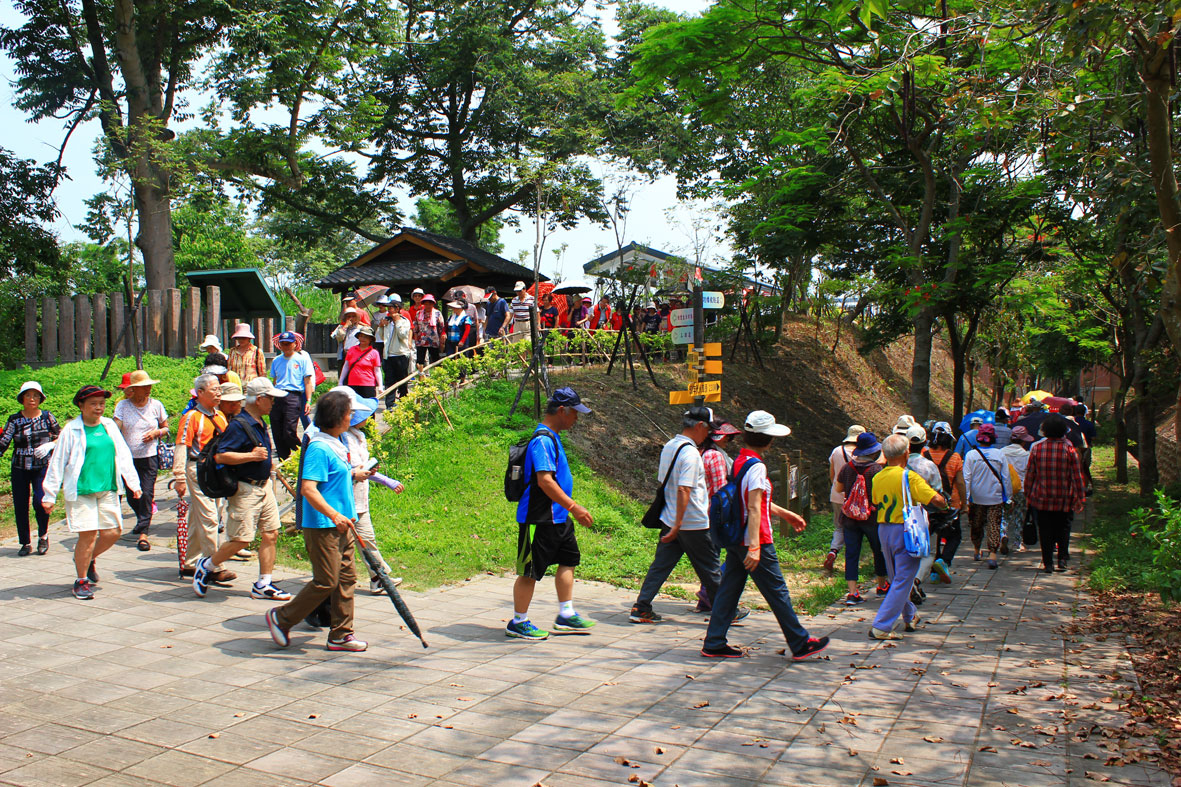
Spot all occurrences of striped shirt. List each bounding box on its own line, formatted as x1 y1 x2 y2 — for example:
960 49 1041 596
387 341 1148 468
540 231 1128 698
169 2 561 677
511 295 534 322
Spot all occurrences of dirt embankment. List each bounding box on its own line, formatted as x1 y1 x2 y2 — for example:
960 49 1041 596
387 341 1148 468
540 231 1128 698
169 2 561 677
552 315 978 500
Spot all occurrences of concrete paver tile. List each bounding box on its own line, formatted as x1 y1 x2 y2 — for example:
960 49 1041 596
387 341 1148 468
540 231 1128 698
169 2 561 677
320 762 432 787
364 742 470 778
0 758 113 787
401 724 502 758
1 723 102 755
244 746 354 781
122 749 238 786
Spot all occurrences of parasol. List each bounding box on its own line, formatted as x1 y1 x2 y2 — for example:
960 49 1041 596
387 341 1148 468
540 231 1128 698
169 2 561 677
169 479 188 578
348 520 428 648
353 285 389 308
552 279 592 294
526 282 568 326
959 409 995 434
1041 395 1078 413
1019 389 1054 405
443 285 484 304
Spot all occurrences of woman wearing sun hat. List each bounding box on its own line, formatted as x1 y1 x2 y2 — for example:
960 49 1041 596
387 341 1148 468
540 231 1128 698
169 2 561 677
42 386 141 600
227 323 267 384
0 381 62 556
113 370 170 550
824 424 865 572
340 325 383 398
413 293 445 373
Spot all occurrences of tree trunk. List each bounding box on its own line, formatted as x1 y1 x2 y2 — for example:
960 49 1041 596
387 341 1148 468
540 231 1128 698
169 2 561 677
1134 379 1158 495
134 176 176 291
910 308 935 422
1142 41 1181 366
947 321 966 429
966 357 976 414
1113 388 1128 483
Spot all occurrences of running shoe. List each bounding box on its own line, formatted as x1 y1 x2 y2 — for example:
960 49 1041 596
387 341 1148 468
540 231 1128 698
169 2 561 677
700 644 744 658
192 557 211 597
72 578 94 600
845 593 864 606
792 636 830 660
732 607 751 624
265 608 289 648
822 550 837 572
87 560 99 583
932 559 952 584
987 559 998 570
553 612 596 634
869 627 903 640
326 634 368 652
628 607 661 624
875 582 890 596
505 619 549 640
370 578 386 596
250 582 292 601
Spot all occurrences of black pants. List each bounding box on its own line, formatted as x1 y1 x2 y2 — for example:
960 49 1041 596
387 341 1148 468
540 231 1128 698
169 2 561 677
349 384 377 398
842 516 887 581
126 456 159 534
934 510 963 565
1034 508 1072 567
11 465 49 545
271 390 305 460
384 355 411 407
634 527 721 611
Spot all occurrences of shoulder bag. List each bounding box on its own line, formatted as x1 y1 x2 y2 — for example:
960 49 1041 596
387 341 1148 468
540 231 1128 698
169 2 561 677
642 443 691 529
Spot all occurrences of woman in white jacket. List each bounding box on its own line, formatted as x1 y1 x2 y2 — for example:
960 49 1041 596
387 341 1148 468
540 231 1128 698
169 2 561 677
42 385 141 600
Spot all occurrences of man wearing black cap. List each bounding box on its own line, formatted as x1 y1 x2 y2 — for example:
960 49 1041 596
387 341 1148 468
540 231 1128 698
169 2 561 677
508 387 595 641
630 407 747 625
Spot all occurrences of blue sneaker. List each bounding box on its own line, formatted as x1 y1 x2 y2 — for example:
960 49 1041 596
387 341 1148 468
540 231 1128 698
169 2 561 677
192 557 211 598
732 607 751 624
552 612 596 634
506 619 549 640
932 559 952 584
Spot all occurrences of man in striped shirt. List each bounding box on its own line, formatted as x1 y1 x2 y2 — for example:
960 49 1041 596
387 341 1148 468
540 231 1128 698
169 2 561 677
509 281 534 343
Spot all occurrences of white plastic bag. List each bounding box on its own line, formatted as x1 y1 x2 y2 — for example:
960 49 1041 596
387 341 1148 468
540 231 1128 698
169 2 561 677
902 469 931 558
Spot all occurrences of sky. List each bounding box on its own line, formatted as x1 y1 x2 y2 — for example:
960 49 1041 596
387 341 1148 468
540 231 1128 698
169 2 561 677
0 0 724 283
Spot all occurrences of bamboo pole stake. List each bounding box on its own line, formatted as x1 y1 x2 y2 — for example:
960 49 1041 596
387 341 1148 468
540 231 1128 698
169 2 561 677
431 390 454 430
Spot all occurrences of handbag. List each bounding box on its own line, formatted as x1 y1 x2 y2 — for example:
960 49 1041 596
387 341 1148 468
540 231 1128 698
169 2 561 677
641 443 690 529
902 469 931 558
1022 508 1039 546
157 441 175 471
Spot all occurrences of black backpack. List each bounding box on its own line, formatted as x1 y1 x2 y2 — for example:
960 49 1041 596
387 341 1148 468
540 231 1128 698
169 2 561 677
195 413 263 499
505 428 559 502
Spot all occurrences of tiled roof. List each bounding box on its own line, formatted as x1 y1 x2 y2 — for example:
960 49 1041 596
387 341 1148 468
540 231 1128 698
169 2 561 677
316 259 463 287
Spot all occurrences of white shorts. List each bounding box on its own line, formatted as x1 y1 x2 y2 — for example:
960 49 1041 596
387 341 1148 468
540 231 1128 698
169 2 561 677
65 491 123 533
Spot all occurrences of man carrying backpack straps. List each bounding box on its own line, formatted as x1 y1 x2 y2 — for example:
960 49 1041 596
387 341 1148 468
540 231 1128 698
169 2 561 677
173 373 235 583
629 407 749 625
507 387 596 641
701 411 829 661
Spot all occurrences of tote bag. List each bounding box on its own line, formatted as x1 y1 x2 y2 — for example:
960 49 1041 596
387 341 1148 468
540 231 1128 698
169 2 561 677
902 469 931 558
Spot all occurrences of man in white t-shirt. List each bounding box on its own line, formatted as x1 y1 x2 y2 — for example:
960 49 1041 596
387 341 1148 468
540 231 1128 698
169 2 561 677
630 407 747 625
824 425 864 572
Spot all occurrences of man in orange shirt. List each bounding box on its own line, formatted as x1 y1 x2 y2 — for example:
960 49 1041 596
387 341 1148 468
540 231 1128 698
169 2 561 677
173 373 235 583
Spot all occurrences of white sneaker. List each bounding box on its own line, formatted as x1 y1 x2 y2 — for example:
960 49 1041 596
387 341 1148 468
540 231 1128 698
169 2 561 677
326 634 368 652
369 579 386 595
251 581 292 601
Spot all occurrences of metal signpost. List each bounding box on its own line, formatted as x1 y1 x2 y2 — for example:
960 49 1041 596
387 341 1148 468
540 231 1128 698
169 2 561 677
668 288 725 406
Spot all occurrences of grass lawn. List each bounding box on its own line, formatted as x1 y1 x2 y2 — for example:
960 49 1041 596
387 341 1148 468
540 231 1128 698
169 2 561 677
277 379 847 614
1082 444 1154 594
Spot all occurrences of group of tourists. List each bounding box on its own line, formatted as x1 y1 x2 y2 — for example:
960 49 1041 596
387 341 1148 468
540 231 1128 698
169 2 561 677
825 399 1092 624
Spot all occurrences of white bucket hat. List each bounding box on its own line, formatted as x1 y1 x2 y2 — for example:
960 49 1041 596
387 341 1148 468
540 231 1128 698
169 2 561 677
199 334 223 353
745 410 791 437
843 424 865 444
16 381 44 403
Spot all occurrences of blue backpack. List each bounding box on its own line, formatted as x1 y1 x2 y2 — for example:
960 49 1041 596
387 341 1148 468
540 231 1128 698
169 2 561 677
709 457 762 547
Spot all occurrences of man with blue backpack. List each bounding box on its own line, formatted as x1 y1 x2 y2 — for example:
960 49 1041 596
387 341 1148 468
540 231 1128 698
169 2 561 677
701 411 830 661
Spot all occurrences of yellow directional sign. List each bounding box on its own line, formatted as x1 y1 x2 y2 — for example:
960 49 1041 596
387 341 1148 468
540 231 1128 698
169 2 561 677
704 360 723 375
704 391 721 403
688 380 721 397
668 390 694 405
703 342 722 356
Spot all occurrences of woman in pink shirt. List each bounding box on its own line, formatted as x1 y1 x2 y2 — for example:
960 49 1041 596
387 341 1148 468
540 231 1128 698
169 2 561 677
340 326 383 399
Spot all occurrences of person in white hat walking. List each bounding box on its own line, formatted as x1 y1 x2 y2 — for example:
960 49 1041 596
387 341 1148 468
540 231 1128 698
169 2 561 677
824 424 865 572
228 324 267 384
509 281 534 344
199 335 223 355
701 411 829 661
113 369 170 550
0 381 62 556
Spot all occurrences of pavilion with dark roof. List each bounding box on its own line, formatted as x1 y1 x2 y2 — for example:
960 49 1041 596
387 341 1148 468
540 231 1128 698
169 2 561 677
315 227 545 298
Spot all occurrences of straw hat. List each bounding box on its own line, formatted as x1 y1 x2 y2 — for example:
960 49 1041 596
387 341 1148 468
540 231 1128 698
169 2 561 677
124 369 160 388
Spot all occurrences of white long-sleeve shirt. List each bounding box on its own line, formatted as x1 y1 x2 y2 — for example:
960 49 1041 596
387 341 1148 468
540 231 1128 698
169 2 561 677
962 445 1013 505
42 416 141 504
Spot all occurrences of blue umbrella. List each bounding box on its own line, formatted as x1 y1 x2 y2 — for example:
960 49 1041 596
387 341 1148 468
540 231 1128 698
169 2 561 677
959 409 995 434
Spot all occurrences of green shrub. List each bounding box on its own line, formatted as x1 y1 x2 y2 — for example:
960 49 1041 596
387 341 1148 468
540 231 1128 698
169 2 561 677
1130 490 1181 604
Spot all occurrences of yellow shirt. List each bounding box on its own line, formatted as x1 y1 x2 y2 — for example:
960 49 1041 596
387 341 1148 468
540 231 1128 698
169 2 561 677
870 465 937 524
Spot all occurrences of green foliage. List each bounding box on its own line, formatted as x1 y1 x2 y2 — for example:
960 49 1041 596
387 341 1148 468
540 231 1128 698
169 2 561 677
412 198 505 254
1130 491 1181 604
0 147 61 281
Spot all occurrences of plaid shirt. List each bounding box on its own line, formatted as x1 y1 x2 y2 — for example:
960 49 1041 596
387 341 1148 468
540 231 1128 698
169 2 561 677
0 411 62 471
228 345 266 382
702 447 730 497
1024 437 1085 512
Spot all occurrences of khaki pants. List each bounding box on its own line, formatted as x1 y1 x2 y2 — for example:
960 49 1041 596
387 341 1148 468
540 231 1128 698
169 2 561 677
225 483 280 544
184 464 220 569
275 528 356 640
510 320 532 343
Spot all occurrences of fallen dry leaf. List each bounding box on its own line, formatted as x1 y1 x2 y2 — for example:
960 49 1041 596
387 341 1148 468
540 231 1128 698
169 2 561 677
654 746 665 755
873 778 889 786
308 714 318 719
890 757 904 765
849 748 858 757
979 746 998 753
614 757 630 767
692 701 710 709
922 736 944 743
207 733 219 739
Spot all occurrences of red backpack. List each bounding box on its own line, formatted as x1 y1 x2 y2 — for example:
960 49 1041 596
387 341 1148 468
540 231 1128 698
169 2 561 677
841 468 872 521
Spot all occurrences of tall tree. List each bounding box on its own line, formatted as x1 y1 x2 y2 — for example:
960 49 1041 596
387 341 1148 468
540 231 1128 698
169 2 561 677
1 0 230 290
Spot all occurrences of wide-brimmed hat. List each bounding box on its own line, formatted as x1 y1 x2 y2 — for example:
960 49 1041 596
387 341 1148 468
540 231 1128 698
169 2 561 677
852 431 882 457
843 425 865 444
244 377 287 399
329 385 365 410
16 381 44 403
412 287 425 296
231 323 255 340
421 293 436 303
350 397 378 427
199 334 223 353
124 369 160 388
356 325 375 339
73 385 112 407
218 382 245 402
710 420 742 441
745 410 791 437
893 415 916 435
448 300 465 309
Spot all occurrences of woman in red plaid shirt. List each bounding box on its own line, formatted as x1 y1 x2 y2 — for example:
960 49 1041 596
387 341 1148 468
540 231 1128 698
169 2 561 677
1023 414 1087 573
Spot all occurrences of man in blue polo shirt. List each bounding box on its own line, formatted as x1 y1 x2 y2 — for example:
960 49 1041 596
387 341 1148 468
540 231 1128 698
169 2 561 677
484 287 509 341
508 387 595 641
269 331 314 458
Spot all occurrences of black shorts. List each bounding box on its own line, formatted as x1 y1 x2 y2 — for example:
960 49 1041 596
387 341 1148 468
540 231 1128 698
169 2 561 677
516 521 581 581
416 345 440 366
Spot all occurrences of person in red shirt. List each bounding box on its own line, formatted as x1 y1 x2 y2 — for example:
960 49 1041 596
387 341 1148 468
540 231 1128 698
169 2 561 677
1024 414 1086 572
340 294 371 326
589 295 613 332
700 410 829 661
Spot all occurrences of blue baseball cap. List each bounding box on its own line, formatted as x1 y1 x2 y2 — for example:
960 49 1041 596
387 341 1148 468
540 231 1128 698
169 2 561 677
549 386 591 414
276 331 297 344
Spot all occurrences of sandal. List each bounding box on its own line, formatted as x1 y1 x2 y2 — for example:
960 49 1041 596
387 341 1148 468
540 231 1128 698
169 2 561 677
36 537 48 555
136 539 151 552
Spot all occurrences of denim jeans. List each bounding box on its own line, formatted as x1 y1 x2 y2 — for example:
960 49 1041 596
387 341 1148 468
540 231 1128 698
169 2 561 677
634 527 720 611
704 543 810 655
872 523 921 632
842 517 886 582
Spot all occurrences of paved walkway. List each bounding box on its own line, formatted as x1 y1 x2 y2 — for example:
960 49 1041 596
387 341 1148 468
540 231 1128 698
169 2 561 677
0 500 1172 786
